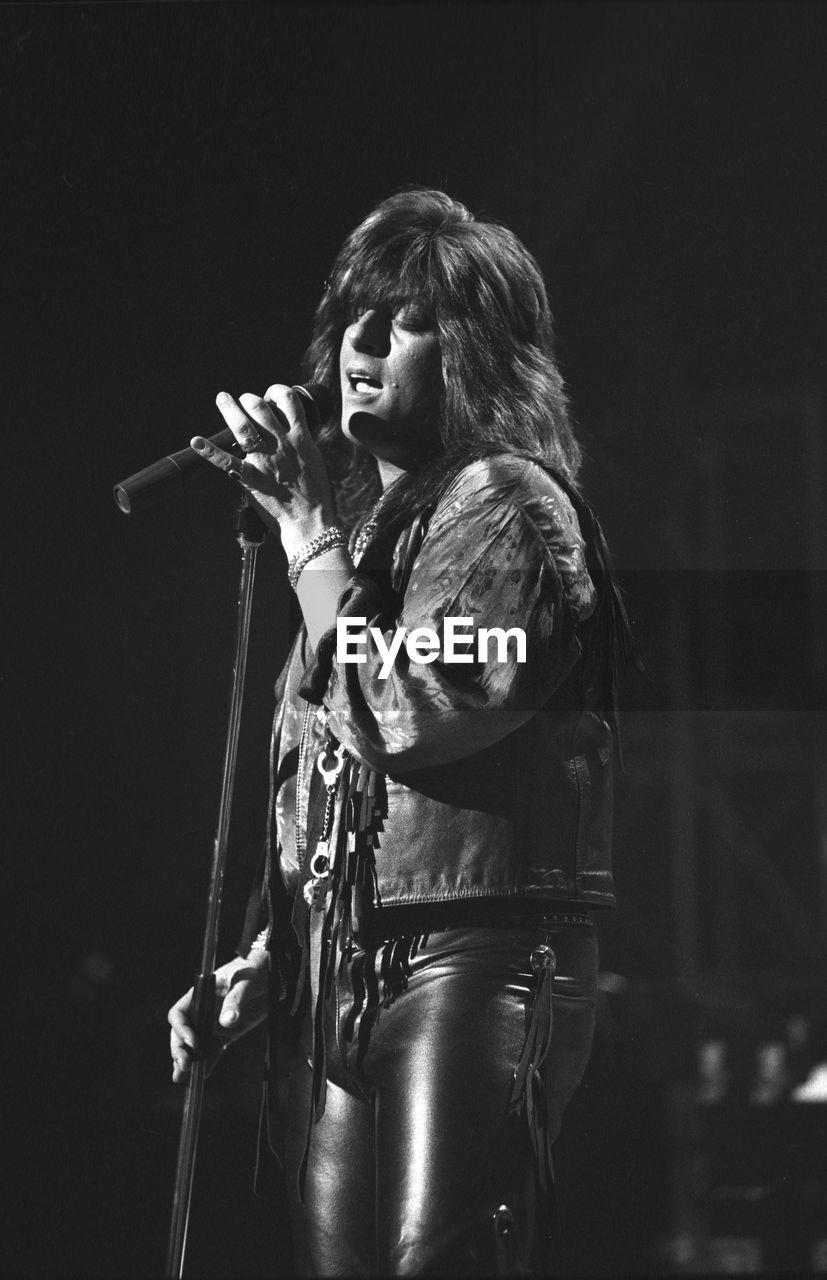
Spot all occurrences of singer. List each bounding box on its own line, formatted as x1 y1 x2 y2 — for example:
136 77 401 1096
168 188 633 1276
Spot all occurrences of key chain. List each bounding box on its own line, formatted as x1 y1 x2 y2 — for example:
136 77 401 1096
303 740 347 910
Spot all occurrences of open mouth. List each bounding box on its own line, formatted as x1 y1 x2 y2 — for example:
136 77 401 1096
347 371 382 394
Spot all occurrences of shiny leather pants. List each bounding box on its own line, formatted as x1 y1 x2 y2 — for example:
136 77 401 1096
282 924 598 1276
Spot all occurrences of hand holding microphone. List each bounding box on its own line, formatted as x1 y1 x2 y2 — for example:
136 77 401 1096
190 384 337 556
114 379 351 640
113 382 332 516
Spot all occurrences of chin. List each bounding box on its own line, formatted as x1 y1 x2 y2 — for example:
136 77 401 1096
344 408 397 450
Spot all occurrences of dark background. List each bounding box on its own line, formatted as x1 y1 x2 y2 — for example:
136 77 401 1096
4 2 826 1275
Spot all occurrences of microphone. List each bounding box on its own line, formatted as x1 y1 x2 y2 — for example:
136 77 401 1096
113 382 333 514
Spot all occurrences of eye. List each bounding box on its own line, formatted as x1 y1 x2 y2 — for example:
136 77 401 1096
345 302 389 326
394 304 434 332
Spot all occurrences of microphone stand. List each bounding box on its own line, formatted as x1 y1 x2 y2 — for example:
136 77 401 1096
166 497 267 1279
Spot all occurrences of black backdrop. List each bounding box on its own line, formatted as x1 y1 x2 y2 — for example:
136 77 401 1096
4 3 826 1276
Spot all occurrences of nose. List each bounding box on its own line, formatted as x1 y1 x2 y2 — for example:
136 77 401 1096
347 309 390 357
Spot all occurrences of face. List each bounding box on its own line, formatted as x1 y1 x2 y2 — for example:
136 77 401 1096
338 302 443 470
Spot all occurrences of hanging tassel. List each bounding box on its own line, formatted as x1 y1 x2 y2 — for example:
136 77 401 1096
508 944 557 1194
297 911 331 1202
296 755 387 1202
296 751 353 1203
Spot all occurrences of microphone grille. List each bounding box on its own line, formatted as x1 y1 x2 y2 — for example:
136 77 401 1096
292 383 334 429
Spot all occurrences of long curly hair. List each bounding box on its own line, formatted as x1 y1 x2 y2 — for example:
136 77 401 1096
300 187 582 534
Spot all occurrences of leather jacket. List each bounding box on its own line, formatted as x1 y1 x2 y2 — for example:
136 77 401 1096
240 455 625 963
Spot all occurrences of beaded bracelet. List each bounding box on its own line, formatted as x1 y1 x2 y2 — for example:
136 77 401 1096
287 526 347 591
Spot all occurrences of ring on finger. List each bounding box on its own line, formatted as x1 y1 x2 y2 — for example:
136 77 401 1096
240 428 266 454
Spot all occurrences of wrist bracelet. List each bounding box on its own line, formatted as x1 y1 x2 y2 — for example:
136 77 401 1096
248 928 270 953
287 526 347 591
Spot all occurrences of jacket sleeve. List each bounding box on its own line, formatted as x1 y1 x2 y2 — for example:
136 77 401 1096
316 456 597 774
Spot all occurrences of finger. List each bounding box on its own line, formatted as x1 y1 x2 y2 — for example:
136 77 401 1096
217 1003 242 1033
170 1039 194 1080
168 992 198 1052
216 390 277 454
215 969 269 1040
170 1026 197 1060
172 1059 190 1084
191 434 294 502
238 392 284 449
216 980 257 1039
171 1040 225 1083
263 384 308 439
170 1014 196 1080
190 434 247 483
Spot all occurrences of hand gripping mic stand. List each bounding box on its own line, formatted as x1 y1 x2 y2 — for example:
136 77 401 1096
166 497 266 1279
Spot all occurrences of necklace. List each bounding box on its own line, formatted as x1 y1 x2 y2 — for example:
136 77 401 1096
352 496 386 565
